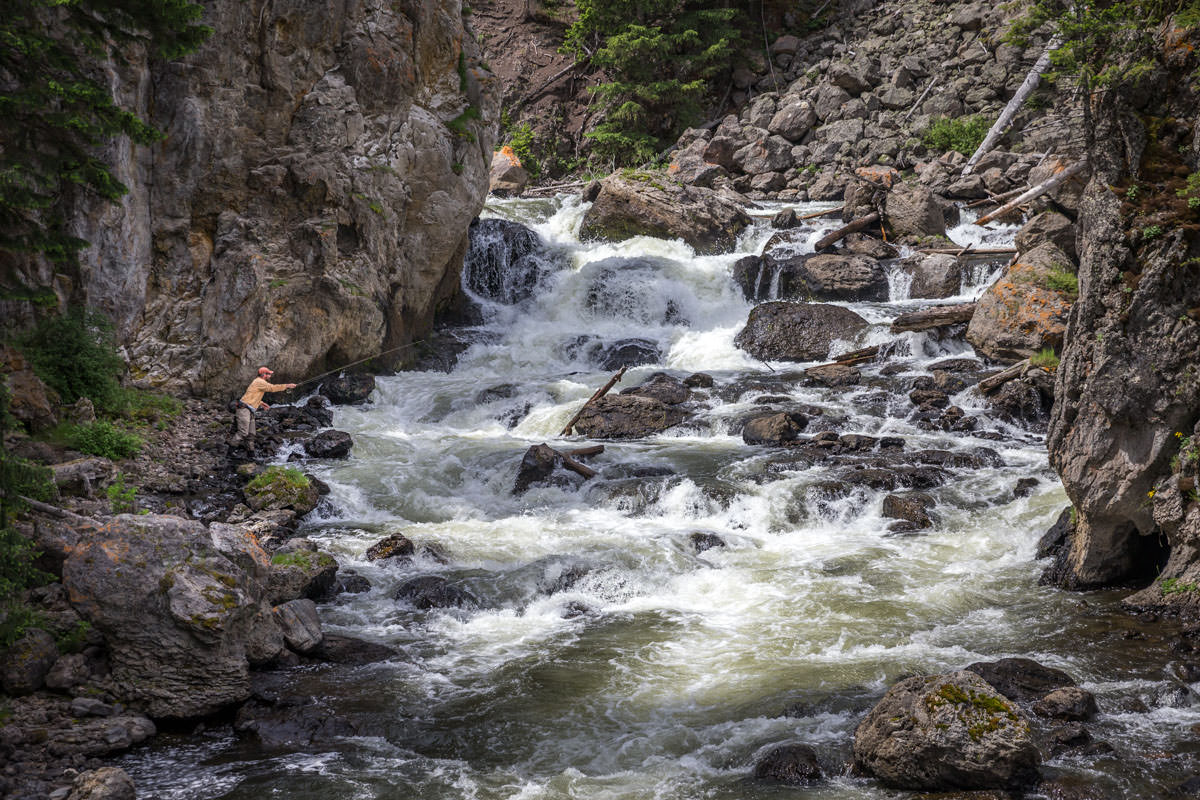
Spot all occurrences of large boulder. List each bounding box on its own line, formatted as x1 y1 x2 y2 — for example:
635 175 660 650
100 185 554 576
66 767 137 800
733 134 794 175
785 254 888 302
753 743 824 784
853 670 1041 790
768 101 818 142
393 575 477 609
61 514 282 718
966 242 1076 362
303 429 353 459
964 657 1077 704
267 538 339 604
742 412 806 445
574 395 689 439
901 253 962 299
885 183 947 240
735 302 870 362
513 443 588 494
579 173 751 254
243 466 321 514
620 373 690 405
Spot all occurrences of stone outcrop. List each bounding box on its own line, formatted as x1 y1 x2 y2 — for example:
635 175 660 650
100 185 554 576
1046 92 1200 594
853 670 1040 790
5 0 498 397
579 173 752 254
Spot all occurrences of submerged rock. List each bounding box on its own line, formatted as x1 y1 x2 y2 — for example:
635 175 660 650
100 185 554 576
753 743 824 784
319 373 375 404
621 373 691 405
464 218 561 304
690 532 727 553
394 576 477 610
366 533 415 562
853 670 1040 790
742 412 806 445
303 429 353 459
965 657 1077 704
735 302 869 362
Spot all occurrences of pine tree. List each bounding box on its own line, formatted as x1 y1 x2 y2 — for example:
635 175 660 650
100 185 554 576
0 0 211 263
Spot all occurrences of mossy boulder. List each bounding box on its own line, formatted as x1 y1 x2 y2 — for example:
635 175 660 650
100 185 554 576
853 670 1040 790
267 539 339 604
244 466 320 514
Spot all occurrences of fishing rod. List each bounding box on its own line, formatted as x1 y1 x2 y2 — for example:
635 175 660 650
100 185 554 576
288 340 428 389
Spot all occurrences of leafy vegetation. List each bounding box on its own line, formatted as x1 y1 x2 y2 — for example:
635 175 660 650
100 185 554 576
0 0 211 262
246 466 309 494
106 472 138 513
0 382 55 647
922 115 991 156
1161 576 1200 595
1044 267 1079 296
65 419 142 459
1030 347 1060 370
446 105 482 140
17 309 125 411
563 0 743 164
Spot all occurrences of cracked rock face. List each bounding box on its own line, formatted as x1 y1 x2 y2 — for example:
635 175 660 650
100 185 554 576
11 0 497 397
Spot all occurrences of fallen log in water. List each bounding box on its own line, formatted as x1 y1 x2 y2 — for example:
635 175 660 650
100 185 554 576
977 359 1031 394
890 303 976 333
814 212 881 251
916 247 1016 256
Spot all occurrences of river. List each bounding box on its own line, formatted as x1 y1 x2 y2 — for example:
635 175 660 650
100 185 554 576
122 196 1200 799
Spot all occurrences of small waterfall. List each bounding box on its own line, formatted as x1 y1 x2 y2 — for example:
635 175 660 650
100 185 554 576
462 218 563 306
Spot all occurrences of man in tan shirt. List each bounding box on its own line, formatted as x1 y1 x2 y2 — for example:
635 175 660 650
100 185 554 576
232 366 296 449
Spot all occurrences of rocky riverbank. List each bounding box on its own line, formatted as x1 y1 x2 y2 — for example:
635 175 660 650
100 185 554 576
0 380 392 799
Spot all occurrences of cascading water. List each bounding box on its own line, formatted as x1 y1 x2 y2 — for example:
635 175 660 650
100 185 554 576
122 197 1200 799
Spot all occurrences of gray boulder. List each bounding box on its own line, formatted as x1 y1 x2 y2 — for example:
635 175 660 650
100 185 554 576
885 183 947 240
790 254 888 301
303 429 353 459
574 395 689 439
1015 210 1078 262
274 599 323 654
267 538 339 604
902 253 961 299
735 302 869 362
61 514 281 718
853 670 1040 790
319 373 375 404
579 173 751 254
66 767 136 800
768 101 818 142
733 134 794 175
742 413 806 445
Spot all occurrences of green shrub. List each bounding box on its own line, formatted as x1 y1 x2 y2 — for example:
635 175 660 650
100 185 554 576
106 472 137 513
1142 224 1163 240
17 309 125 411
1030 346 1060 370
446 105 482 140
1044 267 1079 297
506 121 540 179
66 420 142 459
922 115 991 156
246 466 309 493
113 388 181 425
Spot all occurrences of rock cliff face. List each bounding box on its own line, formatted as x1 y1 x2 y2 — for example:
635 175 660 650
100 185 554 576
1045 37 1200 598
9 0 497 397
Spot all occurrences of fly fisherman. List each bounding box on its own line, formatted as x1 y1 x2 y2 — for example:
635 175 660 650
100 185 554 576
231 366 296 451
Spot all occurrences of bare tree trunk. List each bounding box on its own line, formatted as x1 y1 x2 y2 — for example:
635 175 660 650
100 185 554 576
560 366 627 436
975 159 1087 225
962 38 1060 176
890 303 976 333
814 212 880 251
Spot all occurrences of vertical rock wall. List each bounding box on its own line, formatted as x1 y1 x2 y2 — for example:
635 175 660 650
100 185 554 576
1046 35 1200 597
9 0 497 397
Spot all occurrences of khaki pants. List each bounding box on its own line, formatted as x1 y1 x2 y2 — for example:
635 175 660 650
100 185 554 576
233 405 255 443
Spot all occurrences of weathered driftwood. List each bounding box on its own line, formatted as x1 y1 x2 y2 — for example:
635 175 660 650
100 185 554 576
814 212 880 251
566 445 605 458
890 303 976 333
965 186 1027 209
962 38 1060 176
828 345 881 367
904 76 938 122
976 160 1088 226
916 247 1017 256
559 450 598 479
560 366 627 435
17 495 99 526
977 359 1031 394
800 205 845 220
524 181 589 196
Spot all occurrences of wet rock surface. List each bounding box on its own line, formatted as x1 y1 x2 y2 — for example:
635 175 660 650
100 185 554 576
735 302 869 362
